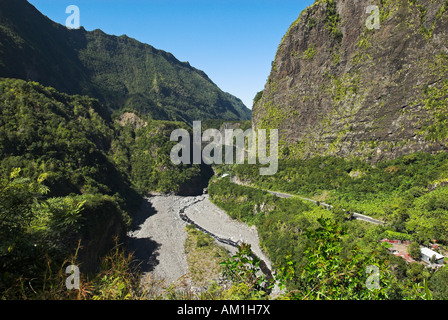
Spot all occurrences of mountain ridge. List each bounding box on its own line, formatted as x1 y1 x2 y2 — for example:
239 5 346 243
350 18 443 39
0 0 251 122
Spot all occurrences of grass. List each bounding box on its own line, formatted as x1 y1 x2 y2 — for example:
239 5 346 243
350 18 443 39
184 225 230 288
302 45 317 60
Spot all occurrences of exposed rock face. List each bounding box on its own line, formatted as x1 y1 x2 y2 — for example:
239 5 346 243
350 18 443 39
252 0 448 161
117 112 148 129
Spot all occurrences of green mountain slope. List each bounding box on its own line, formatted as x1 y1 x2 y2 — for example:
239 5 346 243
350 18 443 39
0 0 251 122
0 77 205 199
0 78 125 198
0 77 138 284
0 77 209 288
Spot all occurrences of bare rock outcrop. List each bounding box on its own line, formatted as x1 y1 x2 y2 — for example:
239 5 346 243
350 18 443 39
252 0 448 161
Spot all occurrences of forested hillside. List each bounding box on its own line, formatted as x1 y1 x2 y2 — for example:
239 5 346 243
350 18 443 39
2 0 448 302
0 0 250 300
0 78 206 298
231 152 448 243
0 0 251 122
209 156 448 299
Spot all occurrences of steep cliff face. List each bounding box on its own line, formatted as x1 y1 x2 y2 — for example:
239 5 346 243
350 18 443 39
253 0 448 161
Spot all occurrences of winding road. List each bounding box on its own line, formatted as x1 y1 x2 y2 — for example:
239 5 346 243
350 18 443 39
266 190 385 225
230 176 385 225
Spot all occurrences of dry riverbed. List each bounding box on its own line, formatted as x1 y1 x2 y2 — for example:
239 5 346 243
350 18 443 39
127 194 272 291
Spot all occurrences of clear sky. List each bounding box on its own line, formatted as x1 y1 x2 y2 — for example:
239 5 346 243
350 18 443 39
28 0 313 109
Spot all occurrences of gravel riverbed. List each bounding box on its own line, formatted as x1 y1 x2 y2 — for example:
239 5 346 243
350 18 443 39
127 194 272 287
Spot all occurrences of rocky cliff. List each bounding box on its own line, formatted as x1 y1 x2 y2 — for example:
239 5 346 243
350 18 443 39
252 0 448 161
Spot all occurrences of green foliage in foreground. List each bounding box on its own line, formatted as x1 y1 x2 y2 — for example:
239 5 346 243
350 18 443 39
2 171 443 300
221 219 391 300
290 218 390 300
0 168 123 297
3 238 143 300
208 175 448 300
220 243 271 299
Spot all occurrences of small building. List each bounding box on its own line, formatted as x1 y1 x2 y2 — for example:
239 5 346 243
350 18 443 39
420 247 445 266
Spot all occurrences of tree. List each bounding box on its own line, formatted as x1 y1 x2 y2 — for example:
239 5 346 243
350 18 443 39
429 266 448 299
0 168 49 255
408 242 421 260
220 243 273 299
280 218 391 300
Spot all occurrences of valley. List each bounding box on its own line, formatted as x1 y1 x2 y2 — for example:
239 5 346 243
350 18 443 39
2 0 448 302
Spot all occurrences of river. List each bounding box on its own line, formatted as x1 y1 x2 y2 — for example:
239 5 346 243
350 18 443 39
127 193 273 291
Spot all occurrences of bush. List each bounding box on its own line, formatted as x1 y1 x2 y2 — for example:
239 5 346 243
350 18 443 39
408 242 422 260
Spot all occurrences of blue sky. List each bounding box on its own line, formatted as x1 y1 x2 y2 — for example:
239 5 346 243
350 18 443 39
28 0 313 109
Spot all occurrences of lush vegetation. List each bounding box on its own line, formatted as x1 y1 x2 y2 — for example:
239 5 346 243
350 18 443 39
209 149 448 300
0 78 207 298
208 178 348 274
2 77 446 300
0 77 140 211
220 219 392 300
2 0 448 301
79 30 250 122
229 152 448 244
0 167 137 299
207 175 448 300
0 0 251 123
0 1 252 299
0 78 206 196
